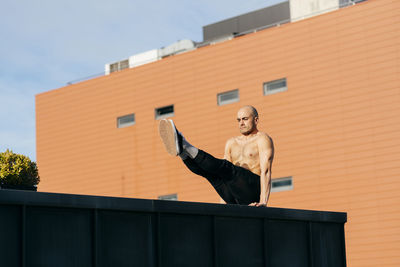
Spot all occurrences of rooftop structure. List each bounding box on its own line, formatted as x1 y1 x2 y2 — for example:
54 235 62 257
103 0 363 77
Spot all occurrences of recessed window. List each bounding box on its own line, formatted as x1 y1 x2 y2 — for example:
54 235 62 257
271 176 293 193
110 59 129 73
110 63 119 73
263 78 287 95
155 105 174 120
217 89 239 106
158 193 178 201
117 113 135 128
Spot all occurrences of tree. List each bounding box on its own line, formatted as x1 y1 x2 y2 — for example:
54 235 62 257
0 149 40 189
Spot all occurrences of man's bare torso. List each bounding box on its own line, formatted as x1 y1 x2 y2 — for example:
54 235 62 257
226 132 270 176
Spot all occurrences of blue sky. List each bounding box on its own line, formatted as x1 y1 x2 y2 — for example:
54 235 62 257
0 0 283 161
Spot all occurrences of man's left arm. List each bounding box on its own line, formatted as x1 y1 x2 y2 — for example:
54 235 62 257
253 135 274 207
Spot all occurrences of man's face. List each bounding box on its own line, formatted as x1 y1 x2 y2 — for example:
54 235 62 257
237 108 258 135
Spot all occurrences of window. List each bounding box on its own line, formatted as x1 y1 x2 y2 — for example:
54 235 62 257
158 193 178 201
263 78 287 95
155 105 174 120
217 89 239 106
119 59 129 70
117 113 135 128
271 176 293 193
110 59 130 73
110 62 119 73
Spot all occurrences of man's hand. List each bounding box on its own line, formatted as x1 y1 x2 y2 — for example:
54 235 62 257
249 202 267 207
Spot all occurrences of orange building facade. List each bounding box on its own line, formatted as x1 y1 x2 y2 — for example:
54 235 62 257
36 0 399 266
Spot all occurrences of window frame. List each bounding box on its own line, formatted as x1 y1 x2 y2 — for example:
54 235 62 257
263 78 288 96
158 193 178 201
271 176 293 193
117 113 135 128
217 89 240 106
155 105 175 120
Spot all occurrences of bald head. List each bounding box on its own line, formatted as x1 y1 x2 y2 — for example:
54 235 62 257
237 105 259 135
238 105 259 118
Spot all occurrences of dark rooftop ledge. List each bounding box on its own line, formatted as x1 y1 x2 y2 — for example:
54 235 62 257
0 189 347 266
0 189 346 223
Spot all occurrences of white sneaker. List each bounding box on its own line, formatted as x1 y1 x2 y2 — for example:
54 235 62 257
159 119 182 156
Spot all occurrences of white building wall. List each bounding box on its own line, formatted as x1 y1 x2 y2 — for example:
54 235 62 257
290 0 340 22
129 49 159 68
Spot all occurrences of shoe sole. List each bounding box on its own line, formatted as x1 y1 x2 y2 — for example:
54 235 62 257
159 119 179 156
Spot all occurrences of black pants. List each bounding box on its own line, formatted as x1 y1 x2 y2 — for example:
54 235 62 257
182 150 260 205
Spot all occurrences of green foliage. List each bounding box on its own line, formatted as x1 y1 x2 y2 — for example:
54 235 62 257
0 149 40 187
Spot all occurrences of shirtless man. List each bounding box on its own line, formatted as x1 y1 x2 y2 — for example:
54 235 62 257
159 105 274 206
